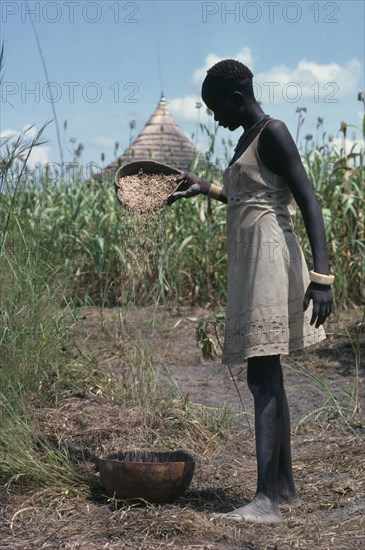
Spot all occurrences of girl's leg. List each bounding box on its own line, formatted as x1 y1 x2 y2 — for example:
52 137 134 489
218 354 296 523
278 367 299 505
244 354 282 521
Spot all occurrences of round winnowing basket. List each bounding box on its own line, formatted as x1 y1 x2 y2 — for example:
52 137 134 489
114 160 183 213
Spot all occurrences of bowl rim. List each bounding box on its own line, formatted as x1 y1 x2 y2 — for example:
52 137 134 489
97 449 195 465
114 160 182 183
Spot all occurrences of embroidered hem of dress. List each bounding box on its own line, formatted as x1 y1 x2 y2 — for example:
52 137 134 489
221 331 326 364
223 311 324 345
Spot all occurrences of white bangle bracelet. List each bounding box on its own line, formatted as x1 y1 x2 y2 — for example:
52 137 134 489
309 270 335 285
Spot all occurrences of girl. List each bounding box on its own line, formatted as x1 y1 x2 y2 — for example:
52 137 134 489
169 59 334 524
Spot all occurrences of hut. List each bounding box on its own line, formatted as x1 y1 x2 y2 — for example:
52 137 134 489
97 95 203 179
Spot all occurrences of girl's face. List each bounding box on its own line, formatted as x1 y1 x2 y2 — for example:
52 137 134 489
202 83 243 132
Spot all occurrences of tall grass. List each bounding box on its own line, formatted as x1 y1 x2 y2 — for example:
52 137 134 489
0 172 227 307
301 145 365 307
1 139 363 309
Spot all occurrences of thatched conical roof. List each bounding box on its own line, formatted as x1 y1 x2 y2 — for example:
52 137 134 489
102 96 202 177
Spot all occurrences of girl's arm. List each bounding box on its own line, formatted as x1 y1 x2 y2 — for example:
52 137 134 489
258 119 333 327
168 173 228 204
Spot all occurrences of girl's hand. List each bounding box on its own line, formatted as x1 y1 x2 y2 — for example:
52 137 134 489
167 172 209 205
303 282 333 328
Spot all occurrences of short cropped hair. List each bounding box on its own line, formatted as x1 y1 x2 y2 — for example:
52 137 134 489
206 59 253 81
202 59 254 100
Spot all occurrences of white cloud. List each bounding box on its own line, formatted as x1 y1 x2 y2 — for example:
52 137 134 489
27 143 51 169
0 125 51 169
255 58 362 104
168 95 212 123
0 128 18 140
328 135 364 155
192 47 254 84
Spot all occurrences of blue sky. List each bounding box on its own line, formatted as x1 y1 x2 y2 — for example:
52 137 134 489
1 0 364 171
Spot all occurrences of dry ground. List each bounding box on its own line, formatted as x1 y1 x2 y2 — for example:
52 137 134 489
1 306 364 549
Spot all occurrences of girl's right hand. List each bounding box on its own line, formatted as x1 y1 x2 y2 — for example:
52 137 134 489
167 172 210 205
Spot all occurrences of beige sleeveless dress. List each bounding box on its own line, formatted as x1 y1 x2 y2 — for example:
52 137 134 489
221 120 326 364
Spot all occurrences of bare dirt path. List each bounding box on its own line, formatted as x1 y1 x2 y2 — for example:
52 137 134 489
85 304 364 426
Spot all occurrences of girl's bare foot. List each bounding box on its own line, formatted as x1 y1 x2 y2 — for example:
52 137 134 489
212 495 282 524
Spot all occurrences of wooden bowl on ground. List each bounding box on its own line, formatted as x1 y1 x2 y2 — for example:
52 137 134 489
97 450 195 504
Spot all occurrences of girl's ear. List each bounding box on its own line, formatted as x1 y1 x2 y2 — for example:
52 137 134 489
232 91 244 107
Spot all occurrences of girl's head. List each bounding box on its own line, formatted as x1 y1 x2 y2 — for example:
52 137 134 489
201 59 255 131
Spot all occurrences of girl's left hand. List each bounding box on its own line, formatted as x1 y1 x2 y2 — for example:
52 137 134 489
303 282 333 328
